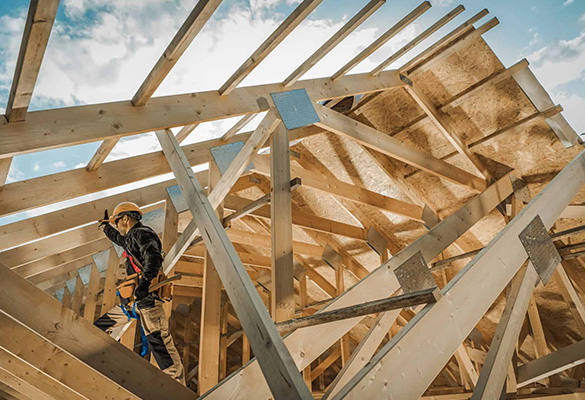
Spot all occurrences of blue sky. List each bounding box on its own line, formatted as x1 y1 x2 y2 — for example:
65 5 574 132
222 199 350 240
0 0 584 223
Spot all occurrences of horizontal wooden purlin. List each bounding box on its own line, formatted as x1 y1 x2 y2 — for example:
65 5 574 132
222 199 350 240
251 156 425 222
184 248 272 270
0 70 404 159
36 257 95 291
0 125 320 219
222 196 369 241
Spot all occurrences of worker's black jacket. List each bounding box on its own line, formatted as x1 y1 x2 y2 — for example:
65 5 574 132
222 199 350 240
103 222 163 282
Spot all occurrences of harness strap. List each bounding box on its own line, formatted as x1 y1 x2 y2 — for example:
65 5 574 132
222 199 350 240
122 250 142 274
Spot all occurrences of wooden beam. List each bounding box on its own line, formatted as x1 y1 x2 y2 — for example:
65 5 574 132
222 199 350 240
313 104 488 192
204 175 513 400
5 0 60 122
405 84 491 180
83 262 100 323
517 340 585 388
553 263 585 337
219 0 323 95
331 1 431 81
311 349 341 382
85 138 117 171
198 161 223 394
155 127 313 399
277 288 440 332
0 69 403 159
335 151 585 399
252 155 425 222
471 264 540 398
70 275 84 315
0 348 86 400
221 114 256 142
175 124 199 143
163 195 179 255
132 0 223 106
0 157 11 187
163 110 281 274
61 286 71 308
283 0 385 87
270 125 295 323
0 264 195 400
101 246 119 313
370 4 464 76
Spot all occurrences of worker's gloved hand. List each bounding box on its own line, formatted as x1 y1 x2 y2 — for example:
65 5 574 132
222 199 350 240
134 278 150 301
98 209 109 230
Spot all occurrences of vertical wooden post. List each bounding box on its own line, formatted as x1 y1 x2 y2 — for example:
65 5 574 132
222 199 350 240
220 299 229 380
83 262 101 323
120 319 138 351
242 333 250 365
163 193 179 255
71 275 84 315
300 274 312 391
198 160 223 395
101 247 120 313
182 306 193 378
336 264 351 366
62 287 72 309
270 125 295 323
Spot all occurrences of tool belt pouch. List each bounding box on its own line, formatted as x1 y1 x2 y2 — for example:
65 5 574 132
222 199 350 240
149 270 173 301
117 277 137 299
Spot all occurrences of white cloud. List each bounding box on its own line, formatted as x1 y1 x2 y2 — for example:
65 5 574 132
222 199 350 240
564 0 576 6
74 162 85 168
431 0 454 6
552 91 585 135
580 14 585 22
53 161 66 168
528 30 585 90
33 162 39 171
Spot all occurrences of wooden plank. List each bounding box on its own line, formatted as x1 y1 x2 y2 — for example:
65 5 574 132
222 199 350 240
5 0 60 122
163 194 179 254
175 124 199 143
527 295 549 359
517 340 585 387
0 349 86 400
83 262 101 323
119 319 137 351
0 365 55 400
314 104 488 192
204 175 513 400
331 1 431 81
101 247 119 313
0 266 194 400
252 156 425 222
132 0 223 106
61 286 71 309
270 125 295 323
221 114 256 142
219 0 323 95
283 0 385 87
0 69 403 159
199 161 224 395
553 263 585 336
471 264 540 398
156 128 313 399
335 151 585 400
70 275 84 315
163 110 281 274
311 349 341 381
370 5 464 76
85 138 117 171
405 84 491 180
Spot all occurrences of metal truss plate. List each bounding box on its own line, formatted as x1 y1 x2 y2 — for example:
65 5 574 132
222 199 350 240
77 264 93 285
394 251 437 295
366 227 387 256
321 244 342 269
210 141 255 177
166 185 189 214
518 215 561 285
270 89 320 130
65 277 77 294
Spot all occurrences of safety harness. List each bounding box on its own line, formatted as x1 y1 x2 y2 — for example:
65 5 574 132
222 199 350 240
117 293 149 357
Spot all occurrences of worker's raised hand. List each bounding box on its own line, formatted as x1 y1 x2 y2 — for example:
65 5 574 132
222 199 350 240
98 209 110 230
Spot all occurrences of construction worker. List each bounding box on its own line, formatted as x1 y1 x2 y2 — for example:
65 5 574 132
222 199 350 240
94 202 185 384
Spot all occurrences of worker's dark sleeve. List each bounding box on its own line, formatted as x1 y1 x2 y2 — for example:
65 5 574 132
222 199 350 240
136 230 163 282
103 224 125 247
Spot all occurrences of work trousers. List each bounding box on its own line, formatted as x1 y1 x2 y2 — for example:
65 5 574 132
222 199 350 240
95 295 185 385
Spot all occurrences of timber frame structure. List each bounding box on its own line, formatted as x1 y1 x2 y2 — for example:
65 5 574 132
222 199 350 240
2 0 585 399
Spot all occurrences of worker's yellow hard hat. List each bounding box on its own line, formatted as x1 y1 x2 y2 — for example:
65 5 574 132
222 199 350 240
110 202 143 224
